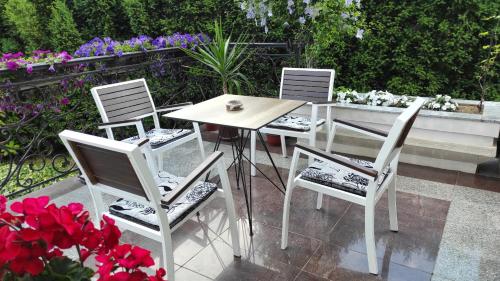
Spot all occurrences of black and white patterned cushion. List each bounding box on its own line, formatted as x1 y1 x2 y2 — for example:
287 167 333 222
122 128 193 148
266 115 326 131
300 156 391 197
109 171 217 230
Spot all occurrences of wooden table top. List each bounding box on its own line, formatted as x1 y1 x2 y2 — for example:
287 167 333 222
164 94 306 130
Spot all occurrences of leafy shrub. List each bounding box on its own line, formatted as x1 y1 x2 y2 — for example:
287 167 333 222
47 0 82 52
122 0 150 35
310 0 499 100
4 0 44 51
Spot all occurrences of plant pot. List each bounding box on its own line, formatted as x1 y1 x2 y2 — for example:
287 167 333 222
266 134 281 146
205 124 219 131
219 126 239 140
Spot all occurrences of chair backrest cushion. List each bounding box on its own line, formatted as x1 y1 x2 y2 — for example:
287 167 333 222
91 79 155 122
61 132 149 199
280 68 335 103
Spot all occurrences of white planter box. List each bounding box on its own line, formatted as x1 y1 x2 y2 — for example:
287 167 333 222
291 100 500 173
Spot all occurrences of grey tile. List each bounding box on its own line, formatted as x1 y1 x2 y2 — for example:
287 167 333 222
396 176 454 201
433 246 500 281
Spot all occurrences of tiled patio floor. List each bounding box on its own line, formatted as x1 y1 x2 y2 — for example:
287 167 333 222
26 136 500 281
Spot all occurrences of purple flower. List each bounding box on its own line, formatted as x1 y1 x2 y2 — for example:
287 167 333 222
48 65 55 72
26 64 33 74
60 97 70 105
117 50 123 57
6 61 19 71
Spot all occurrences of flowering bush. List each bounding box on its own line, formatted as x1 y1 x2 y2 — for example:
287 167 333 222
74 33 210 58
365 90 395 106
425 94 459 112
336 89 364 104
0 195 167 281
0 50 72 73
392 95 415 108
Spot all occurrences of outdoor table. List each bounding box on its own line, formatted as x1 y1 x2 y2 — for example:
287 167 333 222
164 94 306 235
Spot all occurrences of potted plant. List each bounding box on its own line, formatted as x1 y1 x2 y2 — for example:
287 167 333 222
0 195 167 281
183 20 252 139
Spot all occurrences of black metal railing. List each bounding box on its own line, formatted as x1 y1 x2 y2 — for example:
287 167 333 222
0 42 299 198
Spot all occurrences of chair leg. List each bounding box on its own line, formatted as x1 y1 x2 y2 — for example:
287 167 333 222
280 135 287 158
193 122 206 159
281 182 295 250
217 162 241 257
364 204 378 275
250 131 256 176
162 236 176 281
388 177 399 232
316 192 323 210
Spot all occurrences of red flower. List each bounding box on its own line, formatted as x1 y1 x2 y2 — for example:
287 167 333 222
148 268 167 281
100 215 121 251
10 196 50 215
0 195 6 213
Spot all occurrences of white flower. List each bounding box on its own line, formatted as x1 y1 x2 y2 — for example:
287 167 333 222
298 16 306 24
444 95 451 102
341 12 348 19
433 103 440 109
451 104 456 110
346 98 352 103
240 2 246 10
345 0 353 6
303 0 310 4
356 29 364 39
436 94 442 99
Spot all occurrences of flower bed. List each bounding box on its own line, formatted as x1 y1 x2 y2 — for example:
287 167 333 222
0 51 72 73
336 89 466 113
74 33 209 58
0 33 209 74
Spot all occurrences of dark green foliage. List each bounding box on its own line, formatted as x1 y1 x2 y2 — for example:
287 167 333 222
70 0 130 40
311 0 499 99
0 0 497 100
122 0 150 35
48 0 82 52
4 0 44 51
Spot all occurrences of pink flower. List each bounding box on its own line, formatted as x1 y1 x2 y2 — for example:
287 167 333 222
26 64 33 74
6 61 19 71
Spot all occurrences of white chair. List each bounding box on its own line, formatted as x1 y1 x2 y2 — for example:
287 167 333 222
91 78 206 172
59 130 240 281
281 98 425 275
250 68 335 176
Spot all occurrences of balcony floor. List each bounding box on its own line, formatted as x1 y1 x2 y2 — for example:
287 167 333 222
24 134 500 281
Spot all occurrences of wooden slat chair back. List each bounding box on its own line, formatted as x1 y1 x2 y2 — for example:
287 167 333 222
281 98 425 275
251 68 336 176
90 78 206 172
93 79 156 123
59 130 240 281
373 98 425 173
280 68 334 103
67 140 148 199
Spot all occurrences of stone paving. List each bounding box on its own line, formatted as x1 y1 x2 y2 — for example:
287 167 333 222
25 137 500 281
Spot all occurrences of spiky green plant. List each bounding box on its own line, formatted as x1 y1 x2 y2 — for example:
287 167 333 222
183 21 252 95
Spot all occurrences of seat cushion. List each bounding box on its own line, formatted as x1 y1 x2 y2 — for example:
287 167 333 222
109 171 217 230
122 128 193 148
299 156 391 197
266 115 326 132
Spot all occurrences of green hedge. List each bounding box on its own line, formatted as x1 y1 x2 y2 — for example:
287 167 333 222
0 0 498 100
310 0 499 100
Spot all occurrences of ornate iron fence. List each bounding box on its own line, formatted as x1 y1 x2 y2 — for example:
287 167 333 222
0 43 299 198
